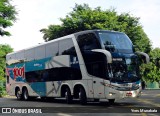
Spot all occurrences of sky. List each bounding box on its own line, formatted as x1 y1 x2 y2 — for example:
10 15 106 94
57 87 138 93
0 0 160 51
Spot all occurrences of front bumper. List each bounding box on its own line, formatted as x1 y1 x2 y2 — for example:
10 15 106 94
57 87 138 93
105 87 142 100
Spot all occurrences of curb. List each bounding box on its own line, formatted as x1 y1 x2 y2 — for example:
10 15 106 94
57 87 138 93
1 95 16 98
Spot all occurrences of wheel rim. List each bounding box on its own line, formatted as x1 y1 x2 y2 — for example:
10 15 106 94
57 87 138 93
24 90 28 100
16 90 21 99
65 92 67 98
79 92 81 99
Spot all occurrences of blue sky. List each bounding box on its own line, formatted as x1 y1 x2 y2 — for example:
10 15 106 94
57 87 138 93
1 0 160 51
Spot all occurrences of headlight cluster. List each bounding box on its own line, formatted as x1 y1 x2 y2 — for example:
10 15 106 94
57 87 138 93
101 82 140 91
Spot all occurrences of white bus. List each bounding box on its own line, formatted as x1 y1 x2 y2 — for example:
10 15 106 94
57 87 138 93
6 30 149 104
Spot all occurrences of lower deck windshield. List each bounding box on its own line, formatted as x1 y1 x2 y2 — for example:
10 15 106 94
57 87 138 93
108 57 140 83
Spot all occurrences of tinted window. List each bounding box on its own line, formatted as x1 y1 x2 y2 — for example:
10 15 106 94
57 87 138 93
77 33 100 51
25 38 82 82
98 32 133 53
59 38 76 56
25 49 35 61
82 52 106 78
15 50 25 61
35 45 45 60
46 42 58 57
76 33 106 78
25 67 82 82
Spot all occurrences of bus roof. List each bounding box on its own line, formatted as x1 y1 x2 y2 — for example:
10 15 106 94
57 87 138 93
7 30 123 56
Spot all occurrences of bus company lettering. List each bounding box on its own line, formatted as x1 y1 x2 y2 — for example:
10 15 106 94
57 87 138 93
13 66 25 79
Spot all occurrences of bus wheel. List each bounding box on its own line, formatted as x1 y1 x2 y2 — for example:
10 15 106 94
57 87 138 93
79 88 87 105
16 88 22 100
108 99 115 105
22 88 29 101
65 88 72 104
94 99 100 102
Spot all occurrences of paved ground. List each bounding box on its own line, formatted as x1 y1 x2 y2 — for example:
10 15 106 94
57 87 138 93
0 89 160 116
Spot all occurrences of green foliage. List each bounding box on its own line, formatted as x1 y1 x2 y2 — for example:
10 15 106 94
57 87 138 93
0 44 13 78
40 4 151 53
150 48 160 68
0 44 13 97
40 4 160 83
140 63 160 82
140 48 160 83
0 0 17 36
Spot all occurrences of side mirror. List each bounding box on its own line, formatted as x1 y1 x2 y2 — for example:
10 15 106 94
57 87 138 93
135 51 150 64
91 49 112 63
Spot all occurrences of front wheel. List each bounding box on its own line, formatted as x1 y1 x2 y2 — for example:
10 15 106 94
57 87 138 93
79 88 87 105
22 88 29 101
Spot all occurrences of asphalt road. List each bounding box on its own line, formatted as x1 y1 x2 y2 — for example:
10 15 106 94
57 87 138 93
0 89 160 116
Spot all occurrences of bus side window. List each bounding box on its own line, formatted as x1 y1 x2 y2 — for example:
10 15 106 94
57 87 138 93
59 38 76 56
77 33 106 79
46 42 58 57
77 33 100 51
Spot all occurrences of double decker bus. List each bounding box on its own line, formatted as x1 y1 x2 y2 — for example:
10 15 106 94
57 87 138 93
6 30 149 104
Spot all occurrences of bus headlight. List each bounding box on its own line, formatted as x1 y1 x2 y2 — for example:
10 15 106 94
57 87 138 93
109 92 116 96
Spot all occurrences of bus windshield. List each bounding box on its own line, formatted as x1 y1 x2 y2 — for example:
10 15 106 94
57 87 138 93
98 31 139 82
98 32 133 53
110 57 140 82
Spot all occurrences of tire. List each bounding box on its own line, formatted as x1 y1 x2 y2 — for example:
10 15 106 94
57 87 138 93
41 97 48 101
94 99 100 102
22 88 29 101
79 88 87 105
108 99 115 105
65 88 73 104
15 88 22 100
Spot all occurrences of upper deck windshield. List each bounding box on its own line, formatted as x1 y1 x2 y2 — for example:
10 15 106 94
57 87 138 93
98 32 133 53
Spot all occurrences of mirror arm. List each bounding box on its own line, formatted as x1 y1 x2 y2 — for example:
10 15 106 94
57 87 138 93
91 49 112 63
135 51 150 64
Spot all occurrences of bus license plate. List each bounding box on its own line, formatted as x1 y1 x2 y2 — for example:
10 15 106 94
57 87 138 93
126 91 132 97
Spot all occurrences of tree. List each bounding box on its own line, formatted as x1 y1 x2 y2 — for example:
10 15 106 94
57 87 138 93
0 0 17 36
150 48 160 68
140 48 160 83
0 44 13 79
40 4 151 53
40 4 158 83
0 44 13 96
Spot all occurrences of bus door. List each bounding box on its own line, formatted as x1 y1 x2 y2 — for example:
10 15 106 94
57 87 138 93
93 77 105 99
91 63 105 99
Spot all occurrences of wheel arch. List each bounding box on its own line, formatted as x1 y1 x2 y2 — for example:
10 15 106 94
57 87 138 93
15 86 21 96
22 86 29 95
60 84 72 97
73 83 87 98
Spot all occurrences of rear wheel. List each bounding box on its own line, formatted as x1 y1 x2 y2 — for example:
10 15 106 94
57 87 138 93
15 88 22 100
22 88 29 100
65 88 73 104
79 88 87 105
